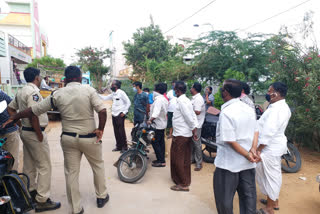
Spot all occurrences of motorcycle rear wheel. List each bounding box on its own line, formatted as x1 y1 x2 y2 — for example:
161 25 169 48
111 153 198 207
117 150 147 183
281 142 302 173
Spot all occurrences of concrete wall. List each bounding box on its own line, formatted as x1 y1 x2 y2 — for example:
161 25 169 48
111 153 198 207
0 33 11 84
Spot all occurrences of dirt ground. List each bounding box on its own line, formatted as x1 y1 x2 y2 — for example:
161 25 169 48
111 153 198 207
17 101 320 214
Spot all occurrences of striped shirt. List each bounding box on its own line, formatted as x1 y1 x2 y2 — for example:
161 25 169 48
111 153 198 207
0 91 18 134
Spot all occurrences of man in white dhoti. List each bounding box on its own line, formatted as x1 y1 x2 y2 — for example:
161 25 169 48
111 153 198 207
255 82 291 214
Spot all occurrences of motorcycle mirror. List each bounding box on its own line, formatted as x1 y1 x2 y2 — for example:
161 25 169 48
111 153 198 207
0 196 11 205
0 101 7 114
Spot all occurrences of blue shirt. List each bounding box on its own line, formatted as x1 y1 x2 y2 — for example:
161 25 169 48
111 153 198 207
148 93 154 104
0 91 18 134
133 92 149 123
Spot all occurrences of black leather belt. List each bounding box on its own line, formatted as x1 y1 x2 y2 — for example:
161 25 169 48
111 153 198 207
62 132 96 138
22 127 46 132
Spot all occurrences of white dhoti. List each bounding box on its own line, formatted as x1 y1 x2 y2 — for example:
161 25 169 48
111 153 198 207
256 153 282 201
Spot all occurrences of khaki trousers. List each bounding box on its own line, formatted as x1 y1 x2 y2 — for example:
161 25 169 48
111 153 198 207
20 130 52 203
61 134 108 214
1 130 20 171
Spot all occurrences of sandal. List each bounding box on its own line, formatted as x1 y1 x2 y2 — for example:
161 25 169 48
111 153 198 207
260 199 280 210
170 185 189 192
152 162 166 167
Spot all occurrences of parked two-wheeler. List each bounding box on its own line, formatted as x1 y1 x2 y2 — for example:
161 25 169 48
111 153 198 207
200 120 302 173
116 122 156 183
0 101 34 213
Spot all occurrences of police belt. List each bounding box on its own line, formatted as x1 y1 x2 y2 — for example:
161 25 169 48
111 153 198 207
22 126 46 132
62 132 96 138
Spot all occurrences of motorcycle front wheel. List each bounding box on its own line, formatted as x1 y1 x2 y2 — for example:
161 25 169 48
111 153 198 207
202 145 216 163
117 150 147 183
281 142 302 173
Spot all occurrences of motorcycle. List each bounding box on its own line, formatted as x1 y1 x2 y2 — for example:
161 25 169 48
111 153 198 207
116 122 156 183
200 120 302 173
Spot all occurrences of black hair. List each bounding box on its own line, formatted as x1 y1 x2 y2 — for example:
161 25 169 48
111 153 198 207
143 88 150 92
174 81 187 94
271 82 287 97
207 86 213 92
241 82 251 95
133 81 142 89
113 80 121 89
65 66 81 81
24 67 40 82
154 83 167 94
192 82 202 93
172 80 176 84
223 79 242 98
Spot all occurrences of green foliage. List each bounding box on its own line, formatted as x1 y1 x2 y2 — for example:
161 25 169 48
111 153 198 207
223 69 246 81
187 31 275 92
27 56 65 75
75 47 110 90
268 33 320 149
123 24 190 82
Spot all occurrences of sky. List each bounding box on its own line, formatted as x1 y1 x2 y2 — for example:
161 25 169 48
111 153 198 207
37 0 320 69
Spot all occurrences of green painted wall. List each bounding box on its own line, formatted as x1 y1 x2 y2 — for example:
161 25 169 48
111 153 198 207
8 3 30 13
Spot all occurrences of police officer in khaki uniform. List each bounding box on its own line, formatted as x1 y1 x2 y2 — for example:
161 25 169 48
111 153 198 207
7 67 61 212
5 66 109 214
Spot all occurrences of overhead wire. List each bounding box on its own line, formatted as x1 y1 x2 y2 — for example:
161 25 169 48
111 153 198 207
164 0 218 34
235 0 312 32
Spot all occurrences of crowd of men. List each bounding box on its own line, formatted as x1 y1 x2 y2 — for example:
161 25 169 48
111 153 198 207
0 66 291 214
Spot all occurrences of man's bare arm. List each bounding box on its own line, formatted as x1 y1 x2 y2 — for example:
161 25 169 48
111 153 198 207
2 107 33 128
93 109 107 143
7 107 22 127
98 109 107 131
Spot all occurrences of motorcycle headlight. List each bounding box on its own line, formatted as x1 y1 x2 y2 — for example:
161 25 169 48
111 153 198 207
147 131 155 142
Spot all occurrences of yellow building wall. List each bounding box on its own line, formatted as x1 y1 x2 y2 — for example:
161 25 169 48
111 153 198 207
0 13 31 26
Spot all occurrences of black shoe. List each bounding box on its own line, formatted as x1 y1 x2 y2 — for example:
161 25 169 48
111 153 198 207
29 190 37 203
97 194 109 208
152 160 159 164
112 148 121 152
35 198 61 212
75 208 84 214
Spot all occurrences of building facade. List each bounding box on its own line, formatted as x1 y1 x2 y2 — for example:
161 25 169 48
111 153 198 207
0 0 48 84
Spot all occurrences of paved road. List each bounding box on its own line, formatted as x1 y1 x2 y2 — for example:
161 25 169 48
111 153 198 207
32 103 216 214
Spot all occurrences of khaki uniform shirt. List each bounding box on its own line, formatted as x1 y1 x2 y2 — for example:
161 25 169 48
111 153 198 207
32 82 105 134
9 83 49 128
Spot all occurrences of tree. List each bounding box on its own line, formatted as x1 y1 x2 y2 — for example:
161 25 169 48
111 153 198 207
75 47 110 90
123 24 178 81
27 56 65 74
264 11 320 150
187 31 275 92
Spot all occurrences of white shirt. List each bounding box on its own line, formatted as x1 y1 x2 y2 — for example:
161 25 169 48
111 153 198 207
215 98 257 173
150 94 168 130
173 94 198 137
99 89 131 117
167 89 177 112
258 99 291 156
191 93 206 128
41 79 50 90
